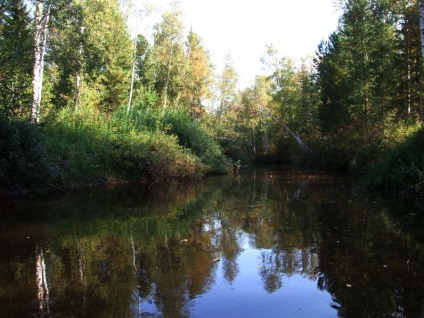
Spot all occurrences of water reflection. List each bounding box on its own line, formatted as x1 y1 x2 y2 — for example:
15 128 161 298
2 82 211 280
0 167 424 317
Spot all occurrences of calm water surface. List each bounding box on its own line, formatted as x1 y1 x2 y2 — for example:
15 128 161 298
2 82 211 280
1 167 424 317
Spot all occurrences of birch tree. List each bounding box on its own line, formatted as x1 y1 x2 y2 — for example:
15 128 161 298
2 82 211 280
217 53 238 115
419 0 424 64
122 0 153 112
180 30 212 115
36 246 50 315
147 5 185 114
31 0 50 123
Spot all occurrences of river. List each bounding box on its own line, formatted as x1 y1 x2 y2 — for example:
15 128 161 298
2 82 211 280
0 166 423 317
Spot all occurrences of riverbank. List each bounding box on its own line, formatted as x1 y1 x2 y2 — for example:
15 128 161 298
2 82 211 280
0 108 233 197
2 107 423 200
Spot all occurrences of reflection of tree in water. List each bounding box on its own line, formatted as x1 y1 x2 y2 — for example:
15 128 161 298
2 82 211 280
8 168 420 317
221 227 242 284
258 248 319 293
259 251 282 293
316 198 424 317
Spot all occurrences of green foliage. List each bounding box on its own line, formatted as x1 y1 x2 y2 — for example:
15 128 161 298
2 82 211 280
162 110 233 173
46 0 133 112
360 128 424 192
118 108 233 173
0 0 33 117
0 116 52 188
43 107 208 185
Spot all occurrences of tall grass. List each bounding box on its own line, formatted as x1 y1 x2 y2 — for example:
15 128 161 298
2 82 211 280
44 107 210 185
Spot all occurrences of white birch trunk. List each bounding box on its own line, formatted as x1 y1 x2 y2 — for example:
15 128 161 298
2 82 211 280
76 26 85 110
258 102 270 153
419 1 424 119
162 39 175 115
31 0 50 124
127 38 137 113
36 246 50 315
131 236 137 273
419 1 424 64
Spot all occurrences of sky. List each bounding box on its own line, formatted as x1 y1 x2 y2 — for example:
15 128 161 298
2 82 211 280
136 0 341 88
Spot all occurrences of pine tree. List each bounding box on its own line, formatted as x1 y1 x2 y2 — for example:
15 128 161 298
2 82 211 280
86 0 133 112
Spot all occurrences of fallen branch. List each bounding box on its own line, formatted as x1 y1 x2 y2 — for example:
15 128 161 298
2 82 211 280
48 183 67 194
242 105 312 152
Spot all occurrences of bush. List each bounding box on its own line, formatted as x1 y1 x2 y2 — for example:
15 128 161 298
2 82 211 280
0 105 233 191
120 108 233 174
0 116 52 189
162 110 233 173
360 128 424 192
43 107 211 185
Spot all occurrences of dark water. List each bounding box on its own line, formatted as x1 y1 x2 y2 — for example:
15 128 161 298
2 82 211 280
1 167 424 318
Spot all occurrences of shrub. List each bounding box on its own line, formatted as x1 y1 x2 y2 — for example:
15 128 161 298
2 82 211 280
360 128 424 192
162 110 233 173
0 116 52 189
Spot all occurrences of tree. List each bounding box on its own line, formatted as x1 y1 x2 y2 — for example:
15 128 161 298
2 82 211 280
84 0 132 112
217 53 238 115
123 0 153 112
31 0 50 123
398 0 424 119
419 0 424 64
180 30 212 116
0 0 33 117
145 4 185 114
316 0 399 134
48 0 84 109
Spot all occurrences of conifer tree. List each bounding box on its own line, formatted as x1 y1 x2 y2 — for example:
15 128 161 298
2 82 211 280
0 0 33 117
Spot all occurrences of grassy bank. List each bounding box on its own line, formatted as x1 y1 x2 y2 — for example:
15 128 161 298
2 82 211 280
360 127 424 196
0 107 233 193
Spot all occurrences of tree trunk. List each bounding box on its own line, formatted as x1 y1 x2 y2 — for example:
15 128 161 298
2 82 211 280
127 38 137 113
76 26 85 110
419 0 424 121
36 246 50 315
162 39 175 115
419 0 424 66
258 102 270 154
31 0 50 124
253 105 312 152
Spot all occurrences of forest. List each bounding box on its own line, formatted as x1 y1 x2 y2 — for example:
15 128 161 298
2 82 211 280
0 0 423 196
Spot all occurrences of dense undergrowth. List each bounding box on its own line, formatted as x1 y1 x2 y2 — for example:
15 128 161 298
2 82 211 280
279 116 423 197
1 104 423 197
0 107 233 192
360 127 424 195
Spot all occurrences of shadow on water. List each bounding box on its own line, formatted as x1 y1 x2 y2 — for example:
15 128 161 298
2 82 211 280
0 166 424 317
